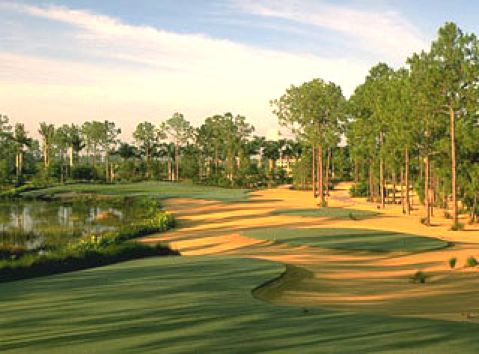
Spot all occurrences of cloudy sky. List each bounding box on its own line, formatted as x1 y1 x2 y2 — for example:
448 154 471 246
0 0 477 139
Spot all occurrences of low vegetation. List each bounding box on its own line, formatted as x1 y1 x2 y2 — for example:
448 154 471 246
0 196 176 282
410 271 429 284
466 256 478 268
0 242 177 283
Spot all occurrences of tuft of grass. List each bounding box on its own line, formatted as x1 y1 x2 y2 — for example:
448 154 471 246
420 217 428 225
348 212 359 221
410 270 428 284
466 256 478 268
451 221 465 231
444 211 452 219
448 257 457 269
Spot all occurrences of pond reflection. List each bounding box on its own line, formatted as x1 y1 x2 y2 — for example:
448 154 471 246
0 200 137 250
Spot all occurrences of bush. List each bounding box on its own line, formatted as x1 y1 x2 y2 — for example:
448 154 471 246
466 256 477 268
448 257 457 269
410 270 428 284
420 217 428 225
350 182 368 197
451 221 464 231
348 212 359 221
0 245 28 260
71 166 99 181
0 243 179 283
444 211 452 219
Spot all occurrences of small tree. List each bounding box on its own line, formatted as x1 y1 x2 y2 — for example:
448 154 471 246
160 113 193 181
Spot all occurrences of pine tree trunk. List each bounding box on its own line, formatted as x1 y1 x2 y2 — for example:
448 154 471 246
43 144 49 168
317 146 320 198
354 159 359 184
430 162 435 217
369 162 374 202
105 153 109 182
400 166 405 214
167 159 172 181
175 142 179 182
215 146 219 173
471 195 477 224
392 172 396 204
405 146 411 215
318 144 324 205
424 154 431 226
379 132 385 209
69 146 74 168
312 146 316 198
325 148 331 197
450 104 458 226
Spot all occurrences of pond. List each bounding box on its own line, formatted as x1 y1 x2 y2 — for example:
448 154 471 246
0 199 144 250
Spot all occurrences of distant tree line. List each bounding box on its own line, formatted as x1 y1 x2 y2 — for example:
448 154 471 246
0 112 312 189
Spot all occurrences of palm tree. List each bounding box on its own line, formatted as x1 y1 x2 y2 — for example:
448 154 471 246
5 124 32 181
38 122 55 168
262 140 280 179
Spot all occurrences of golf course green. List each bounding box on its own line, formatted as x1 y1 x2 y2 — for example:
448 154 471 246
1 256 478 353
21 182 253 203
243 228 449 251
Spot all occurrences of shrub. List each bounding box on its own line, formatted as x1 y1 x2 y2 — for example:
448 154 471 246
466 256 477 268
350 182 368 197
71 166 99 181
444 211 452 219
0 243 179 283
420 217 428 225
348 212 359 221
410 270 428 284
451 221 465 231
0 245 28 260
448 257 457 269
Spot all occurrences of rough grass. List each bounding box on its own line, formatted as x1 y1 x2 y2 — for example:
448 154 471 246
1 256 478 353
21 181 253 203
273 207 378 220
242 228 449 252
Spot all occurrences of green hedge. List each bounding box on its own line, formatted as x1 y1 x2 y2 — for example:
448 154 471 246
0 243 179 283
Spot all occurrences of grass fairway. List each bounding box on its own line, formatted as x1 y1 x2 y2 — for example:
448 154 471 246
1 256 478 353
243 228 449 251
21 181 252 202
273 207 378 220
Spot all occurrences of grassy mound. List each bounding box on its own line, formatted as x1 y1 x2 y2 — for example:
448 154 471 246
243 228 449 252
0 256 477 353
273 207 378 220
20 181 252 202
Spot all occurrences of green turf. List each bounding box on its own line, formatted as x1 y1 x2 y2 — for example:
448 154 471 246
21 181 253 202
0 255 478 353
273 207 378 220
243 228 449 252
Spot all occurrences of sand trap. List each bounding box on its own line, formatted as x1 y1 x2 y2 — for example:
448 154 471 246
141 183 479 322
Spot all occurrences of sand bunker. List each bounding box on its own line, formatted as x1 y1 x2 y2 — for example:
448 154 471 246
141 183 479 322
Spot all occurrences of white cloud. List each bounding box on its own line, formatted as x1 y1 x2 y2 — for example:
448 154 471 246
0 2 370 139
235 0 428 60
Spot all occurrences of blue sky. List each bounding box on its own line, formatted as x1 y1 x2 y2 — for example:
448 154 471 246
1 0 478 139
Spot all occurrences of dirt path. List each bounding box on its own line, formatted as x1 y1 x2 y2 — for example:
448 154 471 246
142 184 479 322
